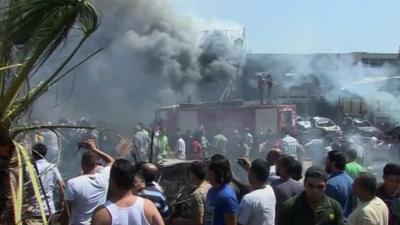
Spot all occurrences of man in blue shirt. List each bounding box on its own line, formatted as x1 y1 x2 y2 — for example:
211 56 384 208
206 154 238 225
325 150 354 218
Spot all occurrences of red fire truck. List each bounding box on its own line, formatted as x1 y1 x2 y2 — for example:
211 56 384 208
155 100 297 135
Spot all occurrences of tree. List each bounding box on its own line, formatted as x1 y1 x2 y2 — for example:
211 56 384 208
0 0 100 223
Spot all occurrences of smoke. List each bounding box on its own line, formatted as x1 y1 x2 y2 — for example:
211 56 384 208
32 0 400 128
33 0 245 126
247 53 400 122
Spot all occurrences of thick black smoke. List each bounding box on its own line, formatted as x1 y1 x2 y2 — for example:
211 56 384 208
33 0 245 126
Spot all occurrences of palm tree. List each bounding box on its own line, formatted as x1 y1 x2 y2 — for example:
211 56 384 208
0 0 100 224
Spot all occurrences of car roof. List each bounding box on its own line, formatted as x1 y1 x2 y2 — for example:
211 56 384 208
312 117 331 123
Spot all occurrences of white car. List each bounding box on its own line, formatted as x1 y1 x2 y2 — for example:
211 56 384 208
311 117 342 135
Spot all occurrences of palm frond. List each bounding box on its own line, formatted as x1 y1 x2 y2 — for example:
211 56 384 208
0 0 101 224
11 124 106 137
15 142 48 225
10 144 23 225
0 0 99 125
0 64 22 71
4 47 103 123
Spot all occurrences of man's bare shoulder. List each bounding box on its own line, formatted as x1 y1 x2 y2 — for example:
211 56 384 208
142 198 165 225
91 205 111 225
143 198 157 211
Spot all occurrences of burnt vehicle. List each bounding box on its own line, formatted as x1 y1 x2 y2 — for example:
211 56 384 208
296 116 312 131
296 116 313 141
158 159 196 218
297 116 342 137
310 117 342 135
157 159 250 218
350 118 381 137
342 114 381 137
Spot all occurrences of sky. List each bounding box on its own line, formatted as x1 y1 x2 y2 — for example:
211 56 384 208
172 0 400 54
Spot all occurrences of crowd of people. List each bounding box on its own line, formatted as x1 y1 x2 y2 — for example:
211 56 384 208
15 121 400 225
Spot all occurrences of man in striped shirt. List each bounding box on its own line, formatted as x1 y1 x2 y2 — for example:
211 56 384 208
137 163 169 218
276 132 304 161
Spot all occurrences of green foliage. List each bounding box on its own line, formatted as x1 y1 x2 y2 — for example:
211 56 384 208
0 0 100 224
0 0 100 129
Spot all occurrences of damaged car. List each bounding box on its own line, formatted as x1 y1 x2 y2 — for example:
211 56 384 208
351 118 381 137
310 117 342 135
296 116 342 140
343 116 381 137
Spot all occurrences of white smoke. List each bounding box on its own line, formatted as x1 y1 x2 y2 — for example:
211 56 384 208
254 53 400 122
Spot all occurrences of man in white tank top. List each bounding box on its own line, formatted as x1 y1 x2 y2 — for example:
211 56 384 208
91 159 164 225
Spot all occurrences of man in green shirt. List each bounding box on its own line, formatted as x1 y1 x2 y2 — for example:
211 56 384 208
158 128 170 161
281 167 344 225
345 149 364 179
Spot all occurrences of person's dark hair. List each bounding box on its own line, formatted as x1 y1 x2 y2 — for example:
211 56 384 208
250 159 270 182
135 161 146 172
32 143 47 159
345 149 358 161
383 163 400 177
279 154 295 173
190 161 207 181
289 160 303 181
81 151 99 170
357 172 377 196
327 150 346 170
266 149 281 164
110 159 136 190
305 167 328 183
208 154 232 184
